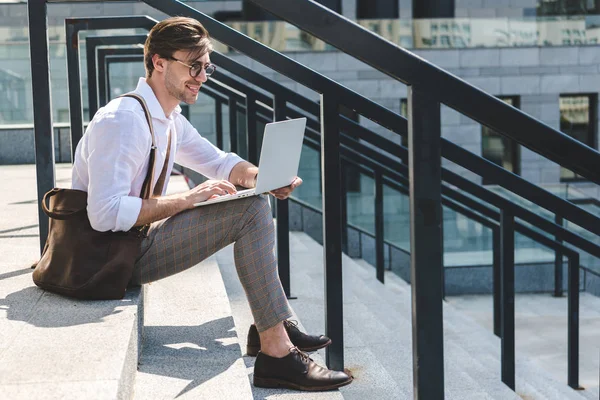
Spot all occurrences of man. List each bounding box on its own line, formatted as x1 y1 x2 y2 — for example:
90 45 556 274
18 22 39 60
71 16 352 391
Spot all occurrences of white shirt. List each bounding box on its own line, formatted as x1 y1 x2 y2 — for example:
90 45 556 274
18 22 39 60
72 78 244 232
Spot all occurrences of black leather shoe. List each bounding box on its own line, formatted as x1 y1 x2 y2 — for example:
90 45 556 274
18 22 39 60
254 347 353 391
246 320 332 356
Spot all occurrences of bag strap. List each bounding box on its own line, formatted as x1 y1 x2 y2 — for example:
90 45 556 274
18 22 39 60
153 129 172 197
41 188 86 220
119 93 157 200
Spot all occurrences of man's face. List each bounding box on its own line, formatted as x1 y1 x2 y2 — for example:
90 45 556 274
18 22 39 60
164 50 210 105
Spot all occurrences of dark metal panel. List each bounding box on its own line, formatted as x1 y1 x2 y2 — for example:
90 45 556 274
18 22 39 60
320 95 344 371
248 0 600 184
500 210 515 391
408 86 444 399
567 252 580 389
374 171 384 283
28 0 55 253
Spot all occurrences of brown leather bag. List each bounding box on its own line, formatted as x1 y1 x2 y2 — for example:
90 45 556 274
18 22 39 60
32 93 172 300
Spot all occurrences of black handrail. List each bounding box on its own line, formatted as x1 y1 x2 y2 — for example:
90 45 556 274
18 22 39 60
27 1 597 396
248 0 600 185
65 16 158 158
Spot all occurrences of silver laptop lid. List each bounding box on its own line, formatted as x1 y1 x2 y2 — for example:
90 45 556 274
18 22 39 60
255 117 307 193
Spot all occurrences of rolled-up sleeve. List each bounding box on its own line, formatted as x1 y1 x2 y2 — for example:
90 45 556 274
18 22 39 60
174 119 244 180
86 111 149 232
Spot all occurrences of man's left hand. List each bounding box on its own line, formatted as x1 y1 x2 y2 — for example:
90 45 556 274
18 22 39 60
270 177 303 200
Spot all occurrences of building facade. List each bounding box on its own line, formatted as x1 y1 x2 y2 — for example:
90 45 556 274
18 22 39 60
1 0 599 266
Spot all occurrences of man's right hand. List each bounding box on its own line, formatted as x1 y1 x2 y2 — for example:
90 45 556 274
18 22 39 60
183 179 237 208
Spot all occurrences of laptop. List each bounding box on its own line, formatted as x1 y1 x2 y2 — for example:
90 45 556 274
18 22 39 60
194 117 307 207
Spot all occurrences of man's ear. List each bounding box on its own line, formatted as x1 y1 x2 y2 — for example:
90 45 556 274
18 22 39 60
152 54 167 73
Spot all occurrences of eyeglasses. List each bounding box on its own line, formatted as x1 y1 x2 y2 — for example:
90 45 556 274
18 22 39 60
168 57 216 78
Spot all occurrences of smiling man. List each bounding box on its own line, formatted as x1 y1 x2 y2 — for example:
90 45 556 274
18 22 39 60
70 17 352 391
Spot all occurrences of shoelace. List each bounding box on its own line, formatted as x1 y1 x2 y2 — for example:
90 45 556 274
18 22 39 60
283 319 300 331
289 346 311 364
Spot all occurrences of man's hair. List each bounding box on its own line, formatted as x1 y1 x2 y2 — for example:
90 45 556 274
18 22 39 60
144 17 213 78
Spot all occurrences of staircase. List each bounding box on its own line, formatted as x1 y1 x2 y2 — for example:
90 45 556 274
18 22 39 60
25 0 600 398
132 230 599 399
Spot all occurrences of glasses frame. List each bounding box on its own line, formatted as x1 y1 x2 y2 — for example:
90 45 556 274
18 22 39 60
168 56 216 78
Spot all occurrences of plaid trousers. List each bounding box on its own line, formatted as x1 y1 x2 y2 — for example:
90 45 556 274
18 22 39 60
131 195 293 332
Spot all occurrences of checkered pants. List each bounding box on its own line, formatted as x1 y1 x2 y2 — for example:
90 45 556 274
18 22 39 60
131 195 293 332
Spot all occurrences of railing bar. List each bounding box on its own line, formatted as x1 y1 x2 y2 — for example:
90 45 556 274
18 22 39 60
493 226 501 337
500 210 516 391
374 170 384 283
320 95 344 371
273 95 292 299
215 100 223 150
28 0 55 253
409 85 444 399
567 252 581 389
555 215 564 297
228 97 238 154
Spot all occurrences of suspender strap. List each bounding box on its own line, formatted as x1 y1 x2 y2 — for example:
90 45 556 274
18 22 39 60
119 93 172 199
153 129 172 197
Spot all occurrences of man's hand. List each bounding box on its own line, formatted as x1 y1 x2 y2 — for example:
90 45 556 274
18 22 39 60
270 177 303 200
184 179 237 207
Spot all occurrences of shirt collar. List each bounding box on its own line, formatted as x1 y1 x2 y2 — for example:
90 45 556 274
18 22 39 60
134 78 182 122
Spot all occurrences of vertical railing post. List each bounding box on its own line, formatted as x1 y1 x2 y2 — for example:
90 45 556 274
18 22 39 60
28 0 55 254
228 97 238 153
215 100 223 150
273 95 294 299
567 252 580 389
374 171 385 283
321 94 344 371
408 85 444 399
554 215 564 297
340 160 348 254
493 225 501 337
86 43 99 118
65 22 84 160
500 210 516 391
246 94 258 165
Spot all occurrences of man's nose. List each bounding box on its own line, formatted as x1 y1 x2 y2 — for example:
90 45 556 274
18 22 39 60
195 69 208 83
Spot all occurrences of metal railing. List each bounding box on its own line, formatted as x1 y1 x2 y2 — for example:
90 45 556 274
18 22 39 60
28 1 600 398
90 35 600 395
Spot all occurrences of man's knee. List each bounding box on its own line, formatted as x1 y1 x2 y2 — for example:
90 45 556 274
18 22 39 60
244 195 273 224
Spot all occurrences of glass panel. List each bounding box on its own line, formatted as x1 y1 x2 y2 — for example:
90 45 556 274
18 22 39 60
294 144 322 209
347 174 375 234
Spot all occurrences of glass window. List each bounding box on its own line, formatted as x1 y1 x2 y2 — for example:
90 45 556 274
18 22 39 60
482 97 521 184
357 0 399 19
537 0 600 16
560 94 597 181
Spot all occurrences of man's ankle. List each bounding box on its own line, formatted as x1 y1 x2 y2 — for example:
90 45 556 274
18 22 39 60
259 321 294 358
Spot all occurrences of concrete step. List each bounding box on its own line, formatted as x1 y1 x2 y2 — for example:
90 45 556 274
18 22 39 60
133 255 253 400
215 243 345 400
447 292 600 399
293 231 589 399
0 164 144 400
290 233 520 400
